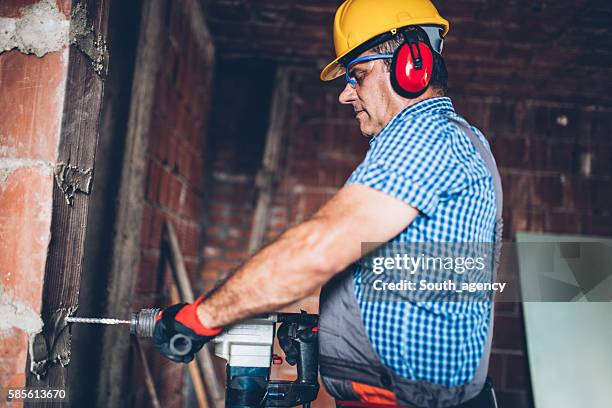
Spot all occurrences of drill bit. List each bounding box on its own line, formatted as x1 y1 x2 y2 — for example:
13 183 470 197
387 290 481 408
65 309 162 338
65 316 130 325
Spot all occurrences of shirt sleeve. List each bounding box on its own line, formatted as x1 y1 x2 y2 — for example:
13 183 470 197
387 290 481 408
346 115 463 217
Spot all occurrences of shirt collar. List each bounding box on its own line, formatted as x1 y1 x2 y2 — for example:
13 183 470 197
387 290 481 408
369 97 455 145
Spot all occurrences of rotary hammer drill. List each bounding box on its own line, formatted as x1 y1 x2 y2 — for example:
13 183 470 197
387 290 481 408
68 310 320 408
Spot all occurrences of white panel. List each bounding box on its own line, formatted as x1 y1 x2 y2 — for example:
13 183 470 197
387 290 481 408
516 232 612 408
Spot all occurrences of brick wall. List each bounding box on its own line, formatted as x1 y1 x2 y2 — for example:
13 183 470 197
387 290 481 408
129 0 215 406
198 59 275 292
0 0 70 394
452 95 612 406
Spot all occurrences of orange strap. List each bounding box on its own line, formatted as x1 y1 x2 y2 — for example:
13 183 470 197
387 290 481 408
351 381 398 406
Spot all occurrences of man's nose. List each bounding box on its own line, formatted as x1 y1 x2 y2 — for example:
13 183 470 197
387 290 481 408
338 83 357 105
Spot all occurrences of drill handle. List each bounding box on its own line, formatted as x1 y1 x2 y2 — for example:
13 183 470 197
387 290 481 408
169 333 193 356
296 329 318 384
277 312 319 385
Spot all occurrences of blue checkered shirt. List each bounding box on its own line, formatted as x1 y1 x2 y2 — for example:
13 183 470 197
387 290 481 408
346 97 497 386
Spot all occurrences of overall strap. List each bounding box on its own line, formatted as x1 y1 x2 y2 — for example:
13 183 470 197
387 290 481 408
444 115 504 266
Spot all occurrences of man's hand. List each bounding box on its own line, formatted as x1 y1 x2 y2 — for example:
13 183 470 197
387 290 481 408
153 296 222 363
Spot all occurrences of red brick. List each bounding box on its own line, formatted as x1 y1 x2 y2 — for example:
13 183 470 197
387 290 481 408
494 301 517 315
207 208 250 227
142 206 164 249
140 203 153 246
293 192 333 222
158 167 172 209
0 51 65 161
224 250 249 262
505 353 528 390
547 210 582 235
561 176 593 211
167 175 183 213
495 390 529 408
492 315 525 351
200 269 224 287
590 109 612 141
291 124 320 158
177 221 200 258
184 188 203 218
0 167 52 308
488 101 518 137
510 209 546 233
203 259 239 273
524 138 548 171
145 159 162 203
132 293 164 311
592 179 612 211
548 141 576 172
590 145 612 177
582 215 612 237
292 161 323 186
0 329 27 359
0 1 41 17
487 352 505 388
135 251 161 295
500 172 531 206
188 151 205 193
493 137 526 168
531 175 563 208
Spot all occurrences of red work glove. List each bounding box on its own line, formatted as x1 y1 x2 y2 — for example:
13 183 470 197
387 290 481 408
152 296 222 363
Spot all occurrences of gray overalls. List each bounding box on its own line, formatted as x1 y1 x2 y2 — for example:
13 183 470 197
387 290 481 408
318 117 503 408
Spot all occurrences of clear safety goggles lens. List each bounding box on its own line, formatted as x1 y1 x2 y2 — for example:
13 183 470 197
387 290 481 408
344 54 394 87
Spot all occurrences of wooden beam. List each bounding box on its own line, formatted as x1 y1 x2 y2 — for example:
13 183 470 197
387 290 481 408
25 0 111 401
248 68 291 254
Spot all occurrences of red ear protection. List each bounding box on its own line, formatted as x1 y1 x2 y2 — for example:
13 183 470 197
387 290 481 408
390 28 434 98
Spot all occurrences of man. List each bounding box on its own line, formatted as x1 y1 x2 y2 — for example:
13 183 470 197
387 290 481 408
153 1 502 407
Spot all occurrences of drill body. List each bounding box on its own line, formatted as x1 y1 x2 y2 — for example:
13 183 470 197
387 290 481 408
213 312 319 408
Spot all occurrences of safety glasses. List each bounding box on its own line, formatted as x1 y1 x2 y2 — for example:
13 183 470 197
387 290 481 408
344 54 394 87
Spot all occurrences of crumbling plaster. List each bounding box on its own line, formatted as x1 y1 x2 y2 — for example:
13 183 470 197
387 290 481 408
0 284 43 337
0 0 69 57
0 158 53 183
0 0 107 74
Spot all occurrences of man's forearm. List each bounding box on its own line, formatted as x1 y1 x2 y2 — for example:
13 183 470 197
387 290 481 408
194 184 418 329
196 216 340 328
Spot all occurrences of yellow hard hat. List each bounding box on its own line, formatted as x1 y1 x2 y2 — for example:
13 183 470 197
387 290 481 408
320 0 449 81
